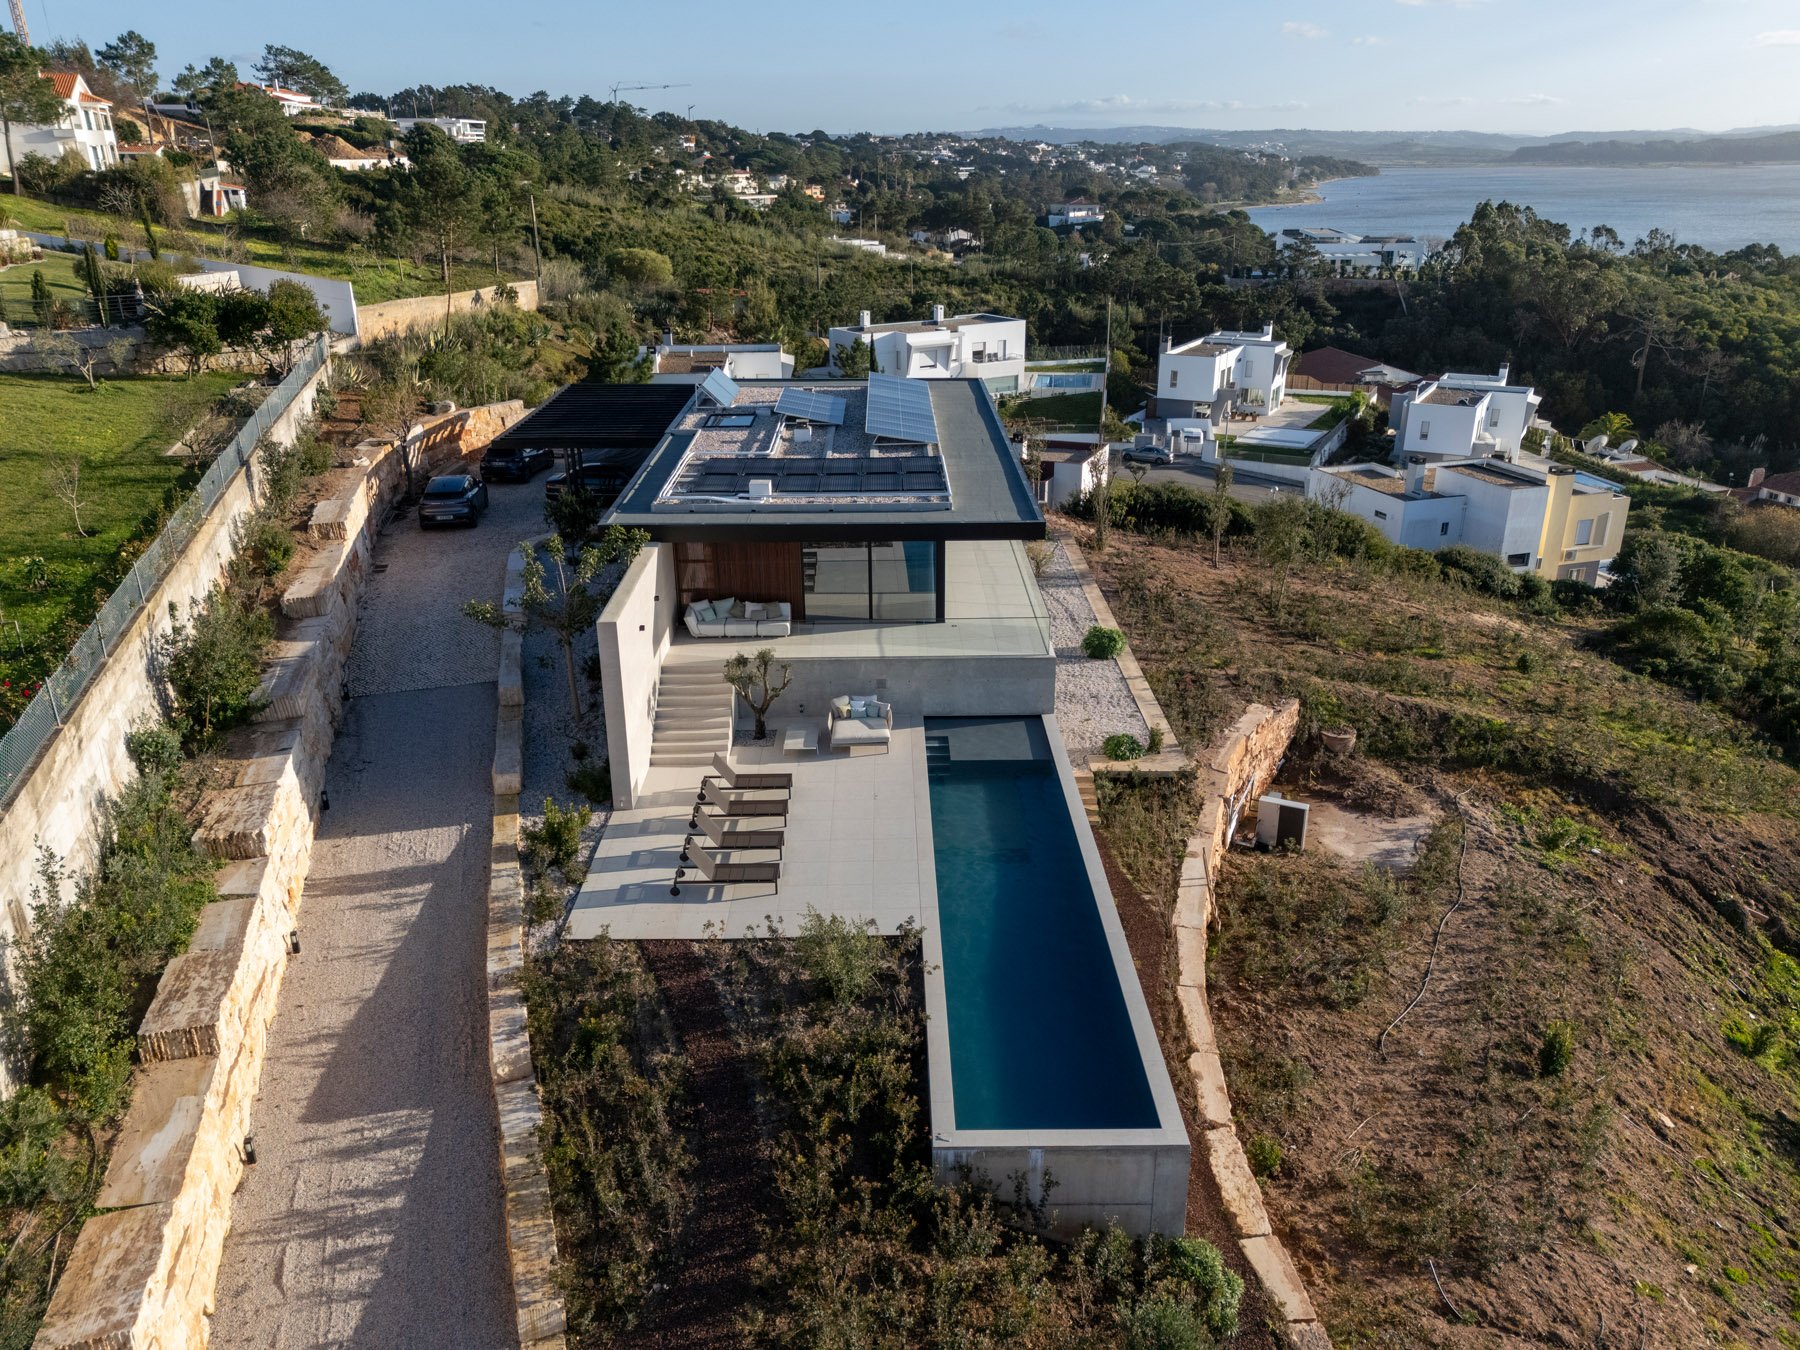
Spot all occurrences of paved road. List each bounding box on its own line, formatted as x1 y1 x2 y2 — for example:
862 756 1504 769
1113 453 1288 503
211 477 547 1349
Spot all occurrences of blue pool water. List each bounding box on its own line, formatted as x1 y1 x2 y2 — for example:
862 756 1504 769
926 717 1159 1131
1574 472 1621 493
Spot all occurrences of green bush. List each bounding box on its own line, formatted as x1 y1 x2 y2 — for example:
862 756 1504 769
565 759 612 806
157 587 273 749
238 512 295 578
1245 1132 1284 1178
1103 732 1146 761
523 797 590 881
1084 625 1127 659
124 720 183 775
1147 726 1165 754
1538 1020 1576 1078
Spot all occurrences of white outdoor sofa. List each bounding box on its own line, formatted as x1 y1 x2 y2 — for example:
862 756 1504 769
827 695 893 752
683 598 792 639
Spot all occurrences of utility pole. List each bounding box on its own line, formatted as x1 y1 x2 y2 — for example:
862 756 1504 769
522 182 541 283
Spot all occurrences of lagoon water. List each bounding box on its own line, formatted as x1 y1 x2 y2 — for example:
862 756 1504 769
1246 163 1800 253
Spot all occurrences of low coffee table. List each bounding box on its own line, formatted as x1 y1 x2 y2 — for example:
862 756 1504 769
781 724 819 756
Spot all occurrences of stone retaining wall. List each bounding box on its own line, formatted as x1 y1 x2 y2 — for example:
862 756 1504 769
33 408 523 1348
356 280 541 342
486 540 568 1349
1165 698 1333 1350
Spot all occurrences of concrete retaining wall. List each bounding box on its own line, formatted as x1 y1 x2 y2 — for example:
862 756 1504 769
0 360 329 1091
488 541 568 1350
596 543 678 810
32 407 525 1348
1166 698 1333 1350
357 280 541 342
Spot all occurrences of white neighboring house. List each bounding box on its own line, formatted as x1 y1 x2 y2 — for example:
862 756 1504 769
1391 365 1543 462
1154 323 1292 420
1017 434 1110 510
0 72 119 176
827 307 1027 393
644 340 796 381
1046 199 1105 228
393 116 487 144
256 84 322 117
1311 455 1629 582
1204 323 1291 412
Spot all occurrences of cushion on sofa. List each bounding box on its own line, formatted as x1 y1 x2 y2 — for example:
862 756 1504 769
715 597 736 618
745 602 766 620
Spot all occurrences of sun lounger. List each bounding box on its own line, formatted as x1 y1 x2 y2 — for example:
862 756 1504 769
682 808 784 861
671 842 781 896
689 787 790 829
698 751 793 798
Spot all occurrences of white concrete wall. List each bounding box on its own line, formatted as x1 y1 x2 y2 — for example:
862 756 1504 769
1233 343 1289 409
1157 347 1232 403
1444 470 1549 566
597 543 678 809
1397 395 1483 460
1311 470 1466 551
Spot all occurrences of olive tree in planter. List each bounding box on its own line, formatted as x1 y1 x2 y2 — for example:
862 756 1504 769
724 648 792 741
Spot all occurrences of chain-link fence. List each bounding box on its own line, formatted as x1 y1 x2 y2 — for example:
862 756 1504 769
0 334 330 807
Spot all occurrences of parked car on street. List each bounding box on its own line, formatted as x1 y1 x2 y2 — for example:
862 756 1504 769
480 444 553 481
1119 442 1175 466
418 474 489 528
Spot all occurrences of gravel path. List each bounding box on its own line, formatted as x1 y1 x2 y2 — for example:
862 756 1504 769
1040 542 1150 756
211 478 546 1349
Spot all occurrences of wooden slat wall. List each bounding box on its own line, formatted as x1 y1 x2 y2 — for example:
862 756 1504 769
675 542 805 617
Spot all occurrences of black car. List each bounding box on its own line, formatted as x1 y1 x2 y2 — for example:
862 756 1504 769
543 461 630 508
418 474 489 528
480 444 553 481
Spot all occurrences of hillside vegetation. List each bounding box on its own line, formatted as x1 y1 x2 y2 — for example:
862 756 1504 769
1081 509 1800 1346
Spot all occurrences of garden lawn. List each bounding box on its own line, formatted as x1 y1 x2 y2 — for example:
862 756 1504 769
0 253 88 326
1002 390 1103 428
0 371 242 669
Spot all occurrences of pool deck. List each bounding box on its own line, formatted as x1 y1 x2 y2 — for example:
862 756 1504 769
565 716 936 940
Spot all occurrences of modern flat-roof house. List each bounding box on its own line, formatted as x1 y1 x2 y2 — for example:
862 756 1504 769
1391 365 1543 463
1016 434 1110 510
1046 199 1105 228
501 370 1191 1236
392 116 487 143
643 339 795 382
1311 454 1629 582
1154 322 1292 420
827 307 1027 393
0 72 118 175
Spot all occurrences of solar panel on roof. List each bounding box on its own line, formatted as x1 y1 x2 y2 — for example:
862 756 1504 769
697 368 740 409
774 387 847 426
865 374 939 445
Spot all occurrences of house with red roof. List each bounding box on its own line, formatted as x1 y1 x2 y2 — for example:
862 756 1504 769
0 71 119 177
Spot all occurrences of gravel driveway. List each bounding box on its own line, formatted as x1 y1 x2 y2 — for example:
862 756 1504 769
210 476 547 1349
1041 542 1150 756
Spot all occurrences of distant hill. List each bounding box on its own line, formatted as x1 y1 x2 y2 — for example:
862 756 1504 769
972 124 1800 167
1512 130 1800 166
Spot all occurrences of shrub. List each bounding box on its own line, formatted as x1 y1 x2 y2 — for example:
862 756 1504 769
1538 1020 1576 1077
1083 625 1127 659
238 512 295 578
124 720 182 775
565 759 612 806
1159 1235 1244 1339
1025 538 1054 578
1147 726 1165 754
1245 1132 1284 1178
157 587 273 749
523 797 590 881
1103 732 1146 761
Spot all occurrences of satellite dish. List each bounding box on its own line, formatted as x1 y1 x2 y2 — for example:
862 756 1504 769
1584 435 1609 455
1617 438 1639 455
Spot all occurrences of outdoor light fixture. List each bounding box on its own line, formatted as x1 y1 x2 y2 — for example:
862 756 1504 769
240 1136 257 1165
287 930 301 955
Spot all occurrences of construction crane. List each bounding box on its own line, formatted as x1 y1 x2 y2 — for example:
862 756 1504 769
608 81 690 104
6 0 27 45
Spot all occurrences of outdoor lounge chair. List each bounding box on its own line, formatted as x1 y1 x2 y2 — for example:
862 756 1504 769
671 842 781 896
698 752 793 798
682 808 785 862
689 786 790 829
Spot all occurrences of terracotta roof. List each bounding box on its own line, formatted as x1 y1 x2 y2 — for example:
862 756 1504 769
1755 471 1800 497
1297 345 1416 386
41 71 111 105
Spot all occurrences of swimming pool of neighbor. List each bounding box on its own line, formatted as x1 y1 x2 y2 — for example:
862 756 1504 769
921 715 1189 1237
926 717 1158 1129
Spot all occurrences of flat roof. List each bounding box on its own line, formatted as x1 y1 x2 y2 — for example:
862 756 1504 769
605 379 1044 542
486 383 696 453
1342 469 1429 500
837 312 1019 336
1438 462 1544 490
1420 386 1489 407
1169 340 1236 358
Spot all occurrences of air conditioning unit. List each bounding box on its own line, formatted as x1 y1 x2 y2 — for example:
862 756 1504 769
1255 794 1309 851
747 479 774 500
792 425 813 444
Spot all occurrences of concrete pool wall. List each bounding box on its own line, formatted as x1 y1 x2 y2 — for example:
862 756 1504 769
923 713 1190 1238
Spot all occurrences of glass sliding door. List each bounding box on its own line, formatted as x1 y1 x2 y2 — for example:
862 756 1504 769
871 540 936 621
802 541 940 623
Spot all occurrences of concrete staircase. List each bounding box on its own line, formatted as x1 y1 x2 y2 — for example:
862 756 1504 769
1072 767 1102 827
649 667 733 769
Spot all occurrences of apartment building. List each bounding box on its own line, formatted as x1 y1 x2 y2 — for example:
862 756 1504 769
0 72 118 175
827 307 1027 393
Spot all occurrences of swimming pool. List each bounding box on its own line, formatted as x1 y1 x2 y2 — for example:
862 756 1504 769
925 717 1159 1131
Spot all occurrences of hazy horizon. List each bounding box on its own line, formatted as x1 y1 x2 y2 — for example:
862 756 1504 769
24 1 1800 139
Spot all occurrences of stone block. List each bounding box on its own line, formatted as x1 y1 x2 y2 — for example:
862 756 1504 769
1186 1050 1234 1127
139 899 258 1063
35 1203 176 1348
97 1057 219 1209
253 621 330 722
1176 982 1215 1055
495 1076 544 1172
489 986 534 1086
498 629 524 708
1204 1125 1271 1239
1239 1234 1320 1325
1284 1320 1335 1350
1174 923 1209 992
307 475 371 544
493 706 523 796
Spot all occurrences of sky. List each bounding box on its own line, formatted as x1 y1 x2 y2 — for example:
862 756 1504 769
21 0 1800 137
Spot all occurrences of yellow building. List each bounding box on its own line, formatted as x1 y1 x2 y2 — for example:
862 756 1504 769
1536 465 1629 584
